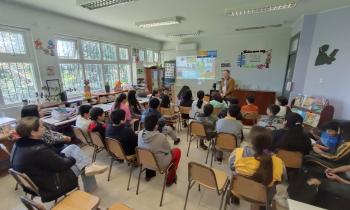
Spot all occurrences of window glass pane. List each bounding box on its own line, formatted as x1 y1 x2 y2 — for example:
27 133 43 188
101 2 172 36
59 64 84 96
81 40 101 60
101 43 117 61
139 49 145 61
103 64 119 85
147 50 153 63
0 31 26 55
154 52 159 62
119 64 131 84
119 47 129 60
0 63 36 104
57 40 78 59
85 64 104 92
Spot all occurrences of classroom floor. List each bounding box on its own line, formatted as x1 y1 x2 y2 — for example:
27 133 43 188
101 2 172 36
0 126 287 210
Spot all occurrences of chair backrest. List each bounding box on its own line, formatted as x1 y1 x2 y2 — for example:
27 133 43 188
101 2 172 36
106 137 126 160
90 132 105 148
179 106 191 115
231 175 267 204
242 112 259 120
188 162 218 190
276 150 303 169
136 147 160 171
215 133 237 151
212 108 221 116
203 95 210 103
160 107 175 116
20 196 46 210
9 168 39 195
190 121 207 138
72 126 90 145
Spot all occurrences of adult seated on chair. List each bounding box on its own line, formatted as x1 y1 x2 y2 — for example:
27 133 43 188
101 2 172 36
141 98 180 145
196 104 218 150
138 115 181 185
272 113 312 155
215 104 243 162
11 117 107 202
106 109 138 156
21 105 71 151
76 104 92 138
228 126 285 204
88 107 107 143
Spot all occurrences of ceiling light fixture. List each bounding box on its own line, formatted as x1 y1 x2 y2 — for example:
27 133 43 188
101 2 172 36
235 24 283 31
136 17 181 28
166 31 202 38
77 0 135 10
226 2 297 16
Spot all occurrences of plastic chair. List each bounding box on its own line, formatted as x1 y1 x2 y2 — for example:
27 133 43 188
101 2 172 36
224 175 274 210
108 203 133 210
72 126 92 146
179 106 191 130
242 112 259 125
203 95 210 103
276 150 303 169
9 168 39 199
20 196 45 210
184 162 229 210
160 107 179 130
135 147 174 207
89 132 105 162
106 138 136 190
212 107 222 117
207 133 238 167
186 121 207 157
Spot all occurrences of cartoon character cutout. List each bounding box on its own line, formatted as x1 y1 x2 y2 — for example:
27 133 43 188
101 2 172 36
84 80 92 99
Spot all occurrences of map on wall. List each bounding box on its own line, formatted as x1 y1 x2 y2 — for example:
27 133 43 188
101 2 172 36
236 49 272 70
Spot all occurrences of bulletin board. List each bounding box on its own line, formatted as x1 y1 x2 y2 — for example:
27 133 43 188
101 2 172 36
164 60 176 84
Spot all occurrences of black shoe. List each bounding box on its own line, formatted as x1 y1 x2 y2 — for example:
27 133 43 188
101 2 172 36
145 169 156 181
174 138 180 145
200 143 208 150
232 194 240 205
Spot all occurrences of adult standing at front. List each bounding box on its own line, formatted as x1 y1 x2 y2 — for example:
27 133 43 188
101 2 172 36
220 69 235 98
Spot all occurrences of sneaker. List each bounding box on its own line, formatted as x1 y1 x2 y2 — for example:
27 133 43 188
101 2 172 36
84 163 108 176
174 138 180 145
200 143 208 150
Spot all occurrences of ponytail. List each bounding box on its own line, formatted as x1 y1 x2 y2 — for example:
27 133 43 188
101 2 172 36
252 151 273 186
196 99 203 109
196 90 205 109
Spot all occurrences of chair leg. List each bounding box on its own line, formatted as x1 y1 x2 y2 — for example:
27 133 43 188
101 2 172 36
196 137 199 148
107 157 113 181
127 163 134 191
224 189 230 210
210 145 215 167
136 165 142 195
198 184 201 191
15 183 19 191
160 171 168 207
183 182 192 210
92 147 97 162
219 190 226 210
186 136 192 157
205 140 211 164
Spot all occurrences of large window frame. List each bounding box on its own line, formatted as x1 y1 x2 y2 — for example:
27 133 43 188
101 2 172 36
140 48 160 67
0 26 40 107
56 36 132 98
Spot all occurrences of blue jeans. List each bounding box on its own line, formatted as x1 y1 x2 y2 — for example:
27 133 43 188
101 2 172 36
61 144 97 192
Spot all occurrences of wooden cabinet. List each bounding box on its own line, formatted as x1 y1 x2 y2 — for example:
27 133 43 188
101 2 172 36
233 89 276 115
144 67 163 92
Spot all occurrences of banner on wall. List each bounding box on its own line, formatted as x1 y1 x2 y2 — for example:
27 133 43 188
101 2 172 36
197 50 217 58
236 49 272 70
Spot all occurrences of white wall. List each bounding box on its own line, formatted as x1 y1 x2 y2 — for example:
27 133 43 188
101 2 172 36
0 1 161 119
162 28 291 96
302 6 350 119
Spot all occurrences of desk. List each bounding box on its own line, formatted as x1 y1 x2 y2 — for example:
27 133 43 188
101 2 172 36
233 89 276 115
288 199 326 210
0 117 16 127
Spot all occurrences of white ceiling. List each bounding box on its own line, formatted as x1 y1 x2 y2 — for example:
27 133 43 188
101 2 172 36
7 0 350 41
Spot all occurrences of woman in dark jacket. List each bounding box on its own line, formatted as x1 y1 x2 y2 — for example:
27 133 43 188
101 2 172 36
11 117 78 202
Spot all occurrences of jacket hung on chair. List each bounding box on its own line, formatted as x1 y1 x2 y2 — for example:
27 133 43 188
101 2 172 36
10 138 78 202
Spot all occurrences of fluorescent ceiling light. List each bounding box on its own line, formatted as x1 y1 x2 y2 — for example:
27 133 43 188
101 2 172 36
77 0 135 10
136 17 181 28
235 24 283 31
166 31 201 38
226 2 297 16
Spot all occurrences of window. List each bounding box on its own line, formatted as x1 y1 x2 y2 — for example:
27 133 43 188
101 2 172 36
146 49 153 63
119 47 129 60
57 37 132 98
139 49 145 61
154 52 159 63
0 29 38 106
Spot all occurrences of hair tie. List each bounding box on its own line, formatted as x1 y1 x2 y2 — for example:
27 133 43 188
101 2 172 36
263 149 271 155
295 122 302 126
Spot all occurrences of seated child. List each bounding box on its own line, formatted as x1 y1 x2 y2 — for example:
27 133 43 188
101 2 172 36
180 89 193 127
88 107 107 145
228 126 285 187
160 94 179 121
241 95 259 113
76 104 92 138
312 121 342 154
257 104 284 129
138 115 181 185
275 96 291 117
196 104 218 150
209 92 228 110
190 90 206 119
141 98 180 145
106 109 138 156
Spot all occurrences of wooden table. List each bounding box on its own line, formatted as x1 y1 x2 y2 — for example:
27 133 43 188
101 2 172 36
288 199 326 210
232 89 276 115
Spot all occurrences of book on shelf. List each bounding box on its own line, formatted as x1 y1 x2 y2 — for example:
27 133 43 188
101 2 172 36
303 112 321 127
294 95 305 107
302 96 315 110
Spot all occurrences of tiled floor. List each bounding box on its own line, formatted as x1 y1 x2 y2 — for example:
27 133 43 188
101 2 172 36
0 126 285 210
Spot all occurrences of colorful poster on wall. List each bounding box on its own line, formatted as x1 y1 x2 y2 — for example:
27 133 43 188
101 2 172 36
236 49 272 70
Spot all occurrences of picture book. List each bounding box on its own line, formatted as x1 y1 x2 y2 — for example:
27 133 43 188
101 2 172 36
311 97 327 113
294 95 305 107
303 112 320 127
302 96 315 110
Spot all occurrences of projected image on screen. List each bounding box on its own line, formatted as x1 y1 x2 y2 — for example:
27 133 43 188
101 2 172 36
176 56 216 80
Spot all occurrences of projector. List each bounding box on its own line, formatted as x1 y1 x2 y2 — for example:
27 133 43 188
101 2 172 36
77 0 136 10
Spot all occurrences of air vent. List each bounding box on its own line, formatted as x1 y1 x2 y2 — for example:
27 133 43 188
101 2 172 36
77 0 135 10
236 24 282 31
